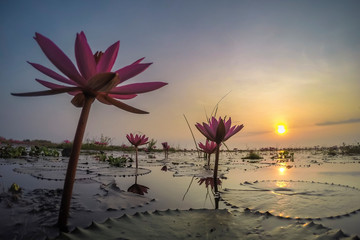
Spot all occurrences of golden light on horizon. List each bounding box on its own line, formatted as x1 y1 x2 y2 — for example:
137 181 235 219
276 124 287 135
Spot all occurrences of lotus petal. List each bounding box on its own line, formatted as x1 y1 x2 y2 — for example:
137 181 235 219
71 93 87 107
100 95 148 114
96 41 120 73
75 32 96 80
96 93 112 105
131 57 145 65
115 63 152 83
36 79 69 89
11 87 81 97
34 33 85 85
108 93 137 100
110 82 167 95
86 73 119 92
28 62 77 86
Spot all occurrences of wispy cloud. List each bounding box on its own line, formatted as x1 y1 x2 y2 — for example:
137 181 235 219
243 130 272 136
316 118 360 126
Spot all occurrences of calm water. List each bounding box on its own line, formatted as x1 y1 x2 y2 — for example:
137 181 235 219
0 150 359 239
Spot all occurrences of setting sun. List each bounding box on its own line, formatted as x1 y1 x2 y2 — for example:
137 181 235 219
277 125 287 135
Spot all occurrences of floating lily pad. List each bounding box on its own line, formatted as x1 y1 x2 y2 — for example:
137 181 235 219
56 209 357 240
91 167 151 177
221 180 360 219
95 180 154 211
14 165 96 181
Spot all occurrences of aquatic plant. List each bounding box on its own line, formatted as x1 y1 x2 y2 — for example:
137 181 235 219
126 133 148 169
145 138 157 152
0 145 27 158
195 117 243 196
273 150 294 162
198 140 218 167
11 32 167 230
29 146 60 157
106 155 128 167
8 183 22 194
162 142 170 159
339 142 360 155
242 150 263 160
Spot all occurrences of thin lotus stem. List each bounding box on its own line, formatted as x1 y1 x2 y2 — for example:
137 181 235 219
135 146 138 169
207 154 211 167
58 96 94 232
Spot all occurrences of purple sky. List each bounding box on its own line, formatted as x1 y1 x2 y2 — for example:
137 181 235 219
1 1 359 149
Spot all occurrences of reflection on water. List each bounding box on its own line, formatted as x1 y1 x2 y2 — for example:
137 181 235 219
0 150 360 238
127 174 149 195
276 181 288 188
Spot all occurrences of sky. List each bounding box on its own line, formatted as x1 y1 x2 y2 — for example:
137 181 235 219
0 0 359 149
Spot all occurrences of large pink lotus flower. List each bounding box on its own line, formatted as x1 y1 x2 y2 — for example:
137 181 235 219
11 32 167 231
126 133 149 147
195 117 244 144
12 32 167 113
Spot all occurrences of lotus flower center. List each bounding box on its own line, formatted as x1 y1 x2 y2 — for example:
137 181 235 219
94 51 103 64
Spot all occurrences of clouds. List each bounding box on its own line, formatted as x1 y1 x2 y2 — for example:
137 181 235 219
316 118 360 126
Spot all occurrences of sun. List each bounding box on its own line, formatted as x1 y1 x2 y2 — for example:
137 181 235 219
276 124 287 135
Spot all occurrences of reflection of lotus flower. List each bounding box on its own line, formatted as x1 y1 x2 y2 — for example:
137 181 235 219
126 133 148 169
195 116 243 196
11 32 167 231
127 183 149 195
197 177 222 189
195 117 243 144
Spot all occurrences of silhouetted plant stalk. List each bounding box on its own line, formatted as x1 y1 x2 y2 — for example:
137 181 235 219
11 32 167 231
58 95 93 230
183 114 201 157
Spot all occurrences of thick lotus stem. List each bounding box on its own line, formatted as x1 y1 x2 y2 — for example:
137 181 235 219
58 96 94 231
135 146 138 169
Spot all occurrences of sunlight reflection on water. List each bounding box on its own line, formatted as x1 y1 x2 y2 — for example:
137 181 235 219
1 150 360 239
